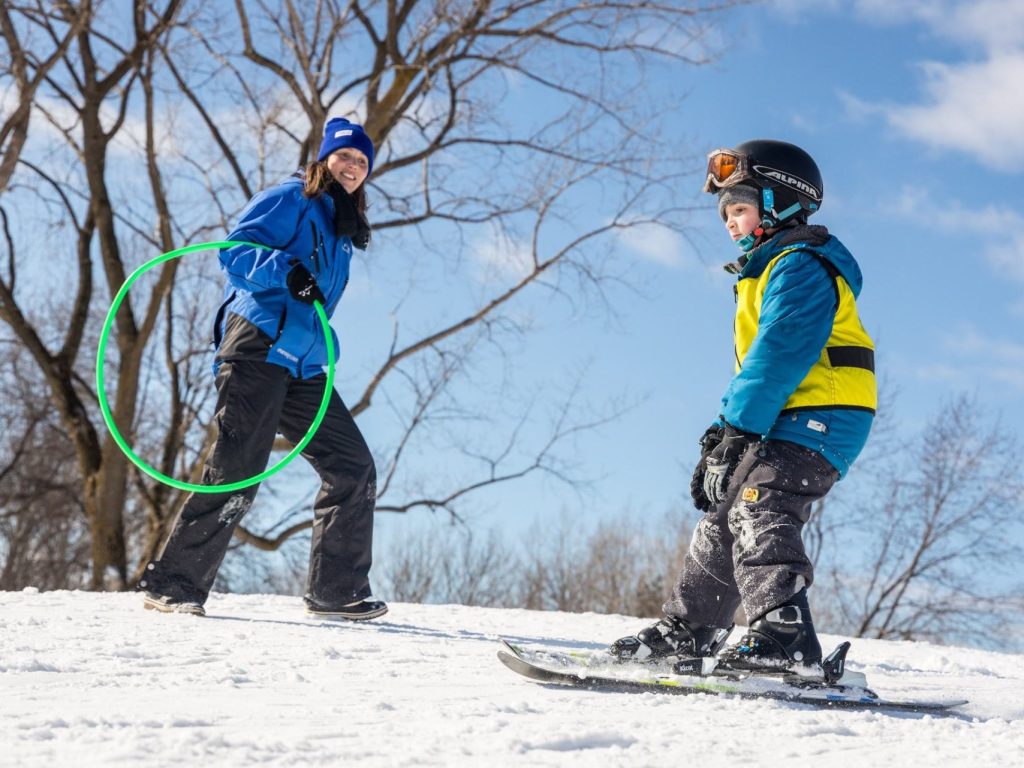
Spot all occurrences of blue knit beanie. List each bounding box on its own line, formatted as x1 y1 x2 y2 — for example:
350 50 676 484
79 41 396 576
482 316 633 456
317 117 375 175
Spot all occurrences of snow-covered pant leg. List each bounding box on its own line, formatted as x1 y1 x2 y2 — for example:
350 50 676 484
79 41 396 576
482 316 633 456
143 361 290 604
727 439 837 622
662 444 758 629
664 439 838 628
277 375 377 606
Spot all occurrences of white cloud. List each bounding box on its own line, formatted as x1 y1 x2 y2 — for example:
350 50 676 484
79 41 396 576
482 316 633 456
942 1 1024 52
885 54 1024 171
992 366 1024 390
912 362 970 387
803 0 1024 170
615 222 692 268
472 230 535 284
944 325 1024 365
850 0 1024 53
955 208 1024 285
889 187 1024 282
773 0 843 18
940 324 1024 391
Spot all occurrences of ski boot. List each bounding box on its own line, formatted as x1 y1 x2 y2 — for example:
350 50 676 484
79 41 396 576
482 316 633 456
716 589 822 678
610 615 731 666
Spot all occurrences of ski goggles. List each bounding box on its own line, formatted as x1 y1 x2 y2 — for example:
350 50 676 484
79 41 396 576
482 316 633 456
703 149 752 193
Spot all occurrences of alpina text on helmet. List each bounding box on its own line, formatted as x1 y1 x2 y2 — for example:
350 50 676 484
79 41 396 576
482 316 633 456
753 165 821 201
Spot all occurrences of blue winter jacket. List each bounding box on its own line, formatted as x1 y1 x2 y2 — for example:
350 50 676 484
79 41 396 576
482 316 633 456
213 175 354 379
718 225 875 477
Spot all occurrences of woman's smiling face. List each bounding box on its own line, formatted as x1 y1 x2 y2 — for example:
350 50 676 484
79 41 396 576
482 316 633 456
326 148 369 193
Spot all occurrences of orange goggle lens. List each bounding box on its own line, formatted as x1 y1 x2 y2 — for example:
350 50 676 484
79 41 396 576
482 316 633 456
707 151 740 184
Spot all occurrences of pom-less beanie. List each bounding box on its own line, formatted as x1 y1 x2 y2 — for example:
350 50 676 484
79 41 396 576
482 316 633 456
317 117 375 175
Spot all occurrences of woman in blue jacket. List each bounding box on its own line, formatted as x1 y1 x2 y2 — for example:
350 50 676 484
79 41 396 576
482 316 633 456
141 118 386 621
612 140 876 676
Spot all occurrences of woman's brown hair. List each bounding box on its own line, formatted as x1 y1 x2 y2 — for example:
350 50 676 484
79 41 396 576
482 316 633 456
303 161 366 214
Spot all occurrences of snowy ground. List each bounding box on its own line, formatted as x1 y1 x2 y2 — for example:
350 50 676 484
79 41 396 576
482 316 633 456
1 590 1021 767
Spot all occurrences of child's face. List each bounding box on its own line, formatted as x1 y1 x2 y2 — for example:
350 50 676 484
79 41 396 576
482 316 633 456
723 202 761 243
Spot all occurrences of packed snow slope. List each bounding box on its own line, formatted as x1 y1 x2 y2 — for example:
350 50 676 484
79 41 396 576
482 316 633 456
1 590 1021 767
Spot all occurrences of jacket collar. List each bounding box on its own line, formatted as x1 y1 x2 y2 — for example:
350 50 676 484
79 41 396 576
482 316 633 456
728 224 832 278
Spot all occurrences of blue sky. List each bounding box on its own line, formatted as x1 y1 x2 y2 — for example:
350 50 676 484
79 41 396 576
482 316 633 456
231 1 1024 569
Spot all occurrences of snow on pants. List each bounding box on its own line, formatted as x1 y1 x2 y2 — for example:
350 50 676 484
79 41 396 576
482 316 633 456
143 359 376 606
663 439 838 629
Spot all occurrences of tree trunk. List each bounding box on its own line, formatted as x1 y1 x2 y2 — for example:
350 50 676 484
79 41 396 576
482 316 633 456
79 94 136 588
84 470 128 589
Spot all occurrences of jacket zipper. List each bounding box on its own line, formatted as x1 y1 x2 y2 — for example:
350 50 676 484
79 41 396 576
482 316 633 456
309 221 321 273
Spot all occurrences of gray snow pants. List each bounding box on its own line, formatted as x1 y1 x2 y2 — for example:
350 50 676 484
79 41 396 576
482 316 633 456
143 359 377 607
664 439 838 629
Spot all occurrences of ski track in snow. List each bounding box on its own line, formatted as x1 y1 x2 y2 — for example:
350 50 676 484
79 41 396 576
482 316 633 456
1 589 1022 767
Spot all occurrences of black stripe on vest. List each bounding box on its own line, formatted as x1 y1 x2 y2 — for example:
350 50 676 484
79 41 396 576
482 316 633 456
826 346 874 371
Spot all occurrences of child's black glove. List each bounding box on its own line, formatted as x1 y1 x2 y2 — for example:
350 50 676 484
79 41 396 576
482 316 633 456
286 263 326 305
702 423 759 507
690 425 725 512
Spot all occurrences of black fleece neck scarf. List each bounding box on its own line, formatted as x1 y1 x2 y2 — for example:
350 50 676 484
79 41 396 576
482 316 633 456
327 181 371 250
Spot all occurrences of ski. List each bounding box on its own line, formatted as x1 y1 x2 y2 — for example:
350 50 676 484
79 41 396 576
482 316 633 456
497 639 967 713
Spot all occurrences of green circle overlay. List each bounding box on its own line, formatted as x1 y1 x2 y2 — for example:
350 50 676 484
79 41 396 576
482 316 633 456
96 240 335 493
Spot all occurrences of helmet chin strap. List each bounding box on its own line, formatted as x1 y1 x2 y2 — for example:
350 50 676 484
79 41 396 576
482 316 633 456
736 229 763 253
734 187 778 252
734 188 804 252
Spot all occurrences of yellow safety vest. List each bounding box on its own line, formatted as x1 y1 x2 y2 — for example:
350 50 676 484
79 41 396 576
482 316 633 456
734 248 877 414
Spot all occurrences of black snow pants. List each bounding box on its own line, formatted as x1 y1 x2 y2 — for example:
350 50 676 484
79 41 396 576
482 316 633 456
664 439 838 629
142 359 376 607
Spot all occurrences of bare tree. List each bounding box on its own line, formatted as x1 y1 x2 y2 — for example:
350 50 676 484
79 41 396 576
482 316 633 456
374 522 523 607
0 1 87 194
377 531 441 603
815 395 1024 645
0 0 185 588
0 0 739 589
373 506 692 616
0 349 90 589
519 507 691 616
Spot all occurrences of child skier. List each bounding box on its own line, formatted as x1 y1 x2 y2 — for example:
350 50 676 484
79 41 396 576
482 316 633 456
611 140 876 676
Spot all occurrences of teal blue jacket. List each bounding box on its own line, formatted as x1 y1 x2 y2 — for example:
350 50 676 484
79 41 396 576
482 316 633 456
719 225 874 477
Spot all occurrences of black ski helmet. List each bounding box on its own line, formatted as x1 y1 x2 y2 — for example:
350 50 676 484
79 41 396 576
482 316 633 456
704 139 823 227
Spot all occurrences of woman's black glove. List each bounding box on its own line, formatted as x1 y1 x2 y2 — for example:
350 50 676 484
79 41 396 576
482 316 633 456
286 263 326 305
702 423 759 507
327 181 371 250
690 426 724 512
